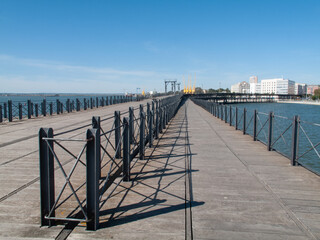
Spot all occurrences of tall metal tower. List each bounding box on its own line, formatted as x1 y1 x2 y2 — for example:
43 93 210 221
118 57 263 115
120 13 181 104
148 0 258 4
164 79 177 93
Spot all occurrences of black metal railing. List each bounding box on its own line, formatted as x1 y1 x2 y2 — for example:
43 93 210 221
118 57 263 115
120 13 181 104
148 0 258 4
1 95 135 123
192 98 320 175
39 95 182 230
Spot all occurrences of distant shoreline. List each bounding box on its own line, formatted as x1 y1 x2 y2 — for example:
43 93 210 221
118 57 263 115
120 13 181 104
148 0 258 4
277 100 320 106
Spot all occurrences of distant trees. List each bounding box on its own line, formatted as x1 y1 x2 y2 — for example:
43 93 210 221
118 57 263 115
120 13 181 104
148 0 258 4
207 88 231 93
312 89 320 100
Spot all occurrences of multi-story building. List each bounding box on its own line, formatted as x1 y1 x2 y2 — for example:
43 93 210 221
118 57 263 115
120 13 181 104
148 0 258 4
261 78 295 94
250 83 261 94
307 85 319 95
295 83 307 95
249 76 258 84
231 81 250 93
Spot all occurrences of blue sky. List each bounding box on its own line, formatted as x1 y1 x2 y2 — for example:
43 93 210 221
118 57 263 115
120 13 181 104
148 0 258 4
0 0 319 93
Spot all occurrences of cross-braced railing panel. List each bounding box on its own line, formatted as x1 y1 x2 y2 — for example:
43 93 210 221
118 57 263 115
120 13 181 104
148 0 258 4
191 98 320 175
256 112 270 145
270 115 293 158
297 120 320 173
39 95 183 231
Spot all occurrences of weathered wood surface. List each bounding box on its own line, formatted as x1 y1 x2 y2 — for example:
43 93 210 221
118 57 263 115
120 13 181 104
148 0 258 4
0 98 319 239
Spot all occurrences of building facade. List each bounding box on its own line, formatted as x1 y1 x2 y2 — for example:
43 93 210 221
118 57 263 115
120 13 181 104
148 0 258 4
295 83 307 95
231 81 250 93
307 85 319 95
261 78 295 94
249 76 258 84
250 83 261 94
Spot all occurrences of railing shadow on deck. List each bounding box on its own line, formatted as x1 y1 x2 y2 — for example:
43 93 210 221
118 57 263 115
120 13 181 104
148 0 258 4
97 101 202 230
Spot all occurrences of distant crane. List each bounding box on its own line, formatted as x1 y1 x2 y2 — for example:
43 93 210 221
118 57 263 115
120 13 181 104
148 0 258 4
164 79 178 94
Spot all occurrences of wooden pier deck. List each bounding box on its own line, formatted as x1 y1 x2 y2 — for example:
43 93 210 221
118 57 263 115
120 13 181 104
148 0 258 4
0 99 320 239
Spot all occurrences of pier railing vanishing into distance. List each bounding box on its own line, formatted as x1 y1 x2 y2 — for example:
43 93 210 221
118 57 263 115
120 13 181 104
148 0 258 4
192 97 320 175
39 95 182 231
0 95 135 123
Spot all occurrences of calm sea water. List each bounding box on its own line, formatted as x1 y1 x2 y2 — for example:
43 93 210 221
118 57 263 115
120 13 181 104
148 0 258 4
230 102 320 174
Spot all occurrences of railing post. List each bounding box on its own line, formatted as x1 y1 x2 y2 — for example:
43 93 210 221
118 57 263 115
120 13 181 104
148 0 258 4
60 102 63 114
229 106 232 126
221 105 224 121
291 115 299 166
28 100 32 119
159 107 163 133
49 103 53 115
8 100 12 122
163 106 166 129
114 111 121 158
96 97 99 108
18 103 22 120
235 107 238 130
76 99 80 111
3 102 7 119
147 103 150 127
0 105 2 123
123 117 130 181
43 99 47 116
140 111 146 160
267 111 274 151
66 99 70 113
56 100 60 115
253 110 257 141
155 106 159 139
225 105 228 123
90 98 93 109
39 128 55 227
149 110 153 147
86 128 100 231
35 104 39 117
243 108 247 135
165 106 169 125
84 99 87 110
92 116 100 129
128 107 134 144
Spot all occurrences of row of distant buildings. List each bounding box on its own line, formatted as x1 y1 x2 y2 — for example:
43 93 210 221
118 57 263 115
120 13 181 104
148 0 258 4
231 76 319 95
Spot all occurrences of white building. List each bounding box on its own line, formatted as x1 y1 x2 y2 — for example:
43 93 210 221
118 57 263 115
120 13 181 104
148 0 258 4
250 83 261 94
249 76 258 84
261 78 295 94
295 83 307 95
231 81 250 93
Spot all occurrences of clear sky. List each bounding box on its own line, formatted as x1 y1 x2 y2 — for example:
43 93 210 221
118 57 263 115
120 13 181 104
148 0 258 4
0 0 319 93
